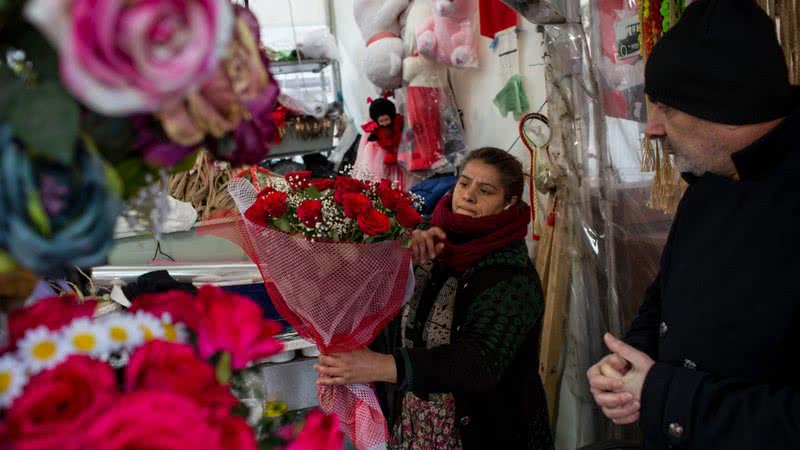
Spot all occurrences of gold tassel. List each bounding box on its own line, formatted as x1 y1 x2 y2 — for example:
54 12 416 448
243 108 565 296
640 135 657 172
647 140 684 213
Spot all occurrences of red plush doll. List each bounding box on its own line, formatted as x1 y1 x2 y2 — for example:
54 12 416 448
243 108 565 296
361 97 404 165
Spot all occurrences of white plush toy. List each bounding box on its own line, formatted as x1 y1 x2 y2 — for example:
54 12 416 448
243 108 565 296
353 0 410 90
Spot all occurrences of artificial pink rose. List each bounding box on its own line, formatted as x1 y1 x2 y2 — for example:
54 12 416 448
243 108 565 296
128 290 202 330
0 355 117 450
281 409 343 450
195 285 284 369
226 79 279 166
125 340 238 417
24 0 235 116
218 416 259 450
5 295 96 351
83 391 228 450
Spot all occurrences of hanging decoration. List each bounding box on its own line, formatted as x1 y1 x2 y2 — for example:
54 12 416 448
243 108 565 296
638 0 686 213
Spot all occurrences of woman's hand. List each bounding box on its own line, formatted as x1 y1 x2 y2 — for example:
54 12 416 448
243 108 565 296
411 226 447 264
315 348 397 386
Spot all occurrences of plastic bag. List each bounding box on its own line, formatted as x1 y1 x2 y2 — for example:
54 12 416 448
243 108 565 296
397 56 466 173
415 0 480 68
298 29 340 61
500 0 577 24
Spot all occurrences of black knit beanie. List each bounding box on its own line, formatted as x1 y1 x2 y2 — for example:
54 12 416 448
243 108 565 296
368 98 397 123
645 0 792 125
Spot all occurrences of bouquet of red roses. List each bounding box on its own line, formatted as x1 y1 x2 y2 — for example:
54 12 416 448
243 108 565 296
226 171 421 450
0 288 343 450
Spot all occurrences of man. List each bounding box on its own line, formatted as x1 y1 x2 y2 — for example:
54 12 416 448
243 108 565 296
587 0 800 449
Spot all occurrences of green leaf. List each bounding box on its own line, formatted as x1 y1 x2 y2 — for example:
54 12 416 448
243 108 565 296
170 149 201 174
0 65 23 122
26 189 51 236
9 81 79 165
82 114 138 162
13 23 59 81
271 216 292 232
402 235 412 248
215 351 232 385
103 160 124 198
115 158 158 200
304 186 321 200
0 250 18 273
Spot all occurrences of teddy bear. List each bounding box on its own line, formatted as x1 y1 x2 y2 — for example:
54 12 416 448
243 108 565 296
353 0 410 90
416 0 478 68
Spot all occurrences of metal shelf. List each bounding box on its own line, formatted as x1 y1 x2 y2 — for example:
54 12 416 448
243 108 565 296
270 59 332 75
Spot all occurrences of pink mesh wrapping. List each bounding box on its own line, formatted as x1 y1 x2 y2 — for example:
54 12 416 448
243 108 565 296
219 178 411 450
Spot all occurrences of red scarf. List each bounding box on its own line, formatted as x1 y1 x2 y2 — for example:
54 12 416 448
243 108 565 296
430 194 531 273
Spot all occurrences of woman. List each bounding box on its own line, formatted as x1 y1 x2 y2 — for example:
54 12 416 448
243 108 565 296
315 147 554 449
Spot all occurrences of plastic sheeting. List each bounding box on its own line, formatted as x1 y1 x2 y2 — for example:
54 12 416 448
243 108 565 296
540 1 674 447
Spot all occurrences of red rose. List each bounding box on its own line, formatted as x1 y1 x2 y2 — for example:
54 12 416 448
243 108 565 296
310 178 335 191
377 179 409 210
195 286 284 369
342 193 372 219
263 191 289 218
282 409 343 450
285 171 312 190
83 391 239 450
333 176 365 204
125 341 238 417
1 355 117 450
129 290 202 330
395 202 422 228
244 187 277 226
6 296 96 351
357 209 391 236
296 200 324 228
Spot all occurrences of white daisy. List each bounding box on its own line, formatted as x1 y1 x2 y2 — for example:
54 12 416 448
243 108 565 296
101 315 145 352
17 326 68 374
159 313 189 343
0 354 28 408
62 318 110 357
132 311 165 342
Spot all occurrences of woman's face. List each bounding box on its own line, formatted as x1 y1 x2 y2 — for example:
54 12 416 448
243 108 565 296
452 160 516 218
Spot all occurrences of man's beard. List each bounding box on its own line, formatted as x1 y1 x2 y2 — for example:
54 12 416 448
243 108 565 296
663 138 706 176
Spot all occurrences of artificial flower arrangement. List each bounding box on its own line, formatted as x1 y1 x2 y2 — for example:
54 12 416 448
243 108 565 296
220 171 421 450
0 0 280 278
0 287 344 450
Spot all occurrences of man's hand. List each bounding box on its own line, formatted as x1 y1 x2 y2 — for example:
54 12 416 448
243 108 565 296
411 227 446 264
588 333 656 425
315 348 397 386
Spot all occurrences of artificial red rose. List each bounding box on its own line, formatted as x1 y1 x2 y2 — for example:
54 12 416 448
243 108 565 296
296 200 324 228
357 209 391 236
1 355 117 450
310 178 335 191
341 193 372 219
333 176 365 204
285 171 312 190
263 191 289 218
82 391 230 450
6 295 96 351
282 409 343 450
244 200 269 226
377 179 408 211
129 290 202 330
195 286 284 369
125 340 238 417
395 202 423 229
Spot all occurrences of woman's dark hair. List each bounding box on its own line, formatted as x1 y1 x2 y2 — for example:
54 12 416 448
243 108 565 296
461 147 524 202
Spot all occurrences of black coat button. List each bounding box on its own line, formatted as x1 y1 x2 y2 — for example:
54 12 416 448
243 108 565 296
684 359 697 370
459 416 471 426
668 422 684 438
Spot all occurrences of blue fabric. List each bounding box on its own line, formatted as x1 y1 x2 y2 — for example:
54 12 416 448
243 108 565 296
411 176 457 215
